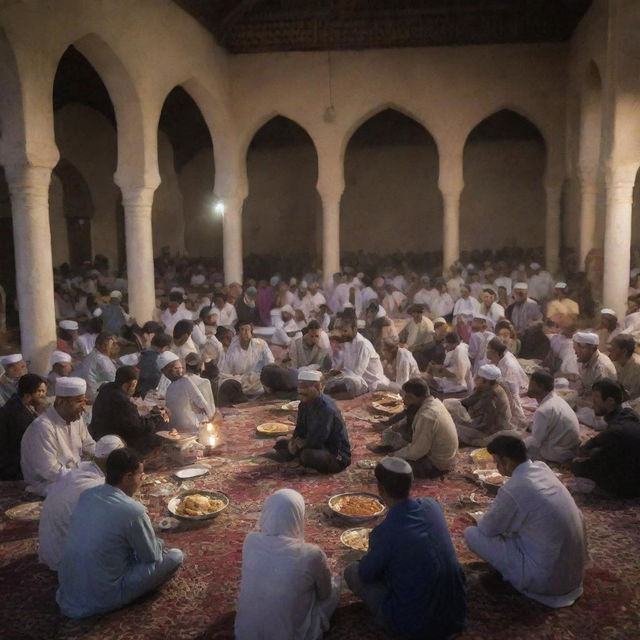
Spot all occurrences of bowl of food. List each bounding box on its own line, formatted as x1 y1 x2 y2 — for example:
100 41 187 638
256 422 292 436
340 527 372 552
328 492 386 522
481 473 507 494
157 429 198 449
168 490 229 521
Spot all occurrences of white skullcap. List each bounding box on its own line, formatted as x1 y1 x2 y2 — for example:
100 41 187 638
0 353 23 366
555 282 567 289
95 435 125 458
170 286 185 295
513 282 528 290
554 377 570 389
466 263 475 270
110 290 122 299
289 277 297 285
343 302 354 309
573 331 599 346
472 313 487 321
601 308 617 317
375 306 387 319
280 304 295 315
433 317 447 325
157 351 179 370
59 320 79 331
530 262 541 270
298 369 322 382
380 456 412 474
55 376 87 397
51 350 72 366
92 307 103 318
119 353 139 366
478 364 501 380
299 280 308 289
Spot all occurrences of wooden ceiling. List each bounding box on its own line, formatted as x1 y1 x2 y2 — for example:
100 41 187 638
173 0 592 54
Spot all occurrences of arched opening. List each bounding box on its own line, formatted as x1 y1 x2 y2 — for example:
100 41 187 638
157 86 217 260
341 108 441 267
52 45 120 271
242 116 321 274
461 109 546 256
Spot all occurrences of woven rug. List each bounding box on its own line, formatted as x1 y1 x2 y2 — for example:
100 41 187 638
1 394 639 640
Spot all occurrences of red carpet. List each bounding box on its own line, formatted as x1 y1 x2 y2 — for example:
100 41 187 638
1 394 639 639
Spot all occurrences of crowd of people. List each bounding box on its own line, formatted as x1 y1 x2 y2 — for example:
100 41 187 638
0 250 639 637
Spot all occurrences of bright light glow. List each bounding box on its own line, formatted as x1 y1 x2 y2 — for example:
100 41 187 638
214 201 225 216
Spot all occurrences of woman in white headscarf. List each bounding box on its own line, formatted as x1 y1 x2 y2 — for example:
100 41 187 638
235 488 341 640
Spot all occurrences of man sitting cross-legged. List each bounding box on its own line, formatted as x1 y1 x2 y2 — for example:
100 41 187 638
464 435 587 608
268 370 351 473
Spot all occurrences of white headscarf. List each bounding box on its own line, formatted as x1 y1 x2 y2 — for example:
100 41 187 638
258 488 305 540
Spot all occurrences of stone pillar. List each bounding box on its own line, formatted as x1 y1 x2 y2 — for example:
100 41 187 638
442 189 462 274
578 170 598 270
121 186 156 323
5 164 57 375
221 196 244 285
603 165 636 317
544 180 562 276
319 191 342 287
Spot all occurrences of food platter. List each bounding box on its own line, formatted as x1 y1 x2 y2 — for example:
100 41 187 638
469 448 494 465
328 492 386 522
340 527 372 552
174 466 209 480
168 490 229 521
4 501 43 521
157 430 197 446
472 469 507 494
256 422 292 435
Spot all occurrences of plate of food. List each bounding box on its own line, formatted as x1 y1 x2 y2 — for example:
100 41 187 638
357 459 378 469
281 400 301 411
328 492 386 522
157 429 197 445
341 527 372 552
470 448 494 465
469 492 493 506
168 490 229 521
174 466 209 480
5 501 43 521
256 422 292 435
475 471 507 494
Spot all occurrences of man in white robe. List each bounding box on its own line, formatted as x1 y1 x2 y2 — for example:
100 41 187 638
21 377 95 496
0 353 28 407
479 288 505 328
465 435 587 608
75 332 118 402
213 293 238 330
428 333 473 394
161 292 193 335
38 435 125 571
298 281 326 320
467 315 495 377
380 340 420 392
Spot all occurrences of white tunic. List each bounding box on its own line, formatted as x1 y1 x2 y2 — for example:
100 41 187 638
76 350 117 402
388 348 420 391
165 376 211 433
525 391 580 463
339 332 389 392
497 351 528 425
549 334 579 376
21 406 96 496
221 337 275 376
435 343 473 394
38 461 105 570
466 460 587 607
468 329 495 376
161 305 193 334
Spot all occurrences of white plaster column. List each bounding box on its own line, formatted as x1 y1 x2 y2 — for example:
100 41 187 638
121 186 156 323
578 169 598 270
603 165 637 316
438 144 464 275
544 180 563 276
319 191 342 287
221 196 244 285
5 164 57 375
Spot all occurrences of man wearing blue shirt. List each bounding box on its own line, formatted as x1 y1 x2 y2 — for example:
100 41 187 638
345 456 467 639
56 448 183 618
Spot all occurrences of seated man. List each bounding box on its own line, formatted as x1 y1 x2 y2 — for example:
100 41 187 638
572 378 640 498
468 314 495 376
21 377 95 497
506 283 543 335
444 364 512 447
136 332 172 398
380 339 421 393
383 378 458 478
47 351 74 396
219 321 275 405
0 353 28 407
90 366 166 453
288 320 332 373
324 315 390 399
0 374 47 480
525 370 580 463
573 331 617 401
609 334 640 401
56 448 183 618
76 331 118 402
413 317 448 371
344 457 466 639
270 370 351 473
39 435 125 571
398 304 434 354
465 435 587 607
170 319 198 366
427 332 473 395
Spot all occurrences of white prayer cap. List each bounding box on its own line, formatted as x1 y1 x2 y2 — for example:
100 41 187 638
299 280 308 290
513 282 528 290
472 313 488 321
0 353 23 366
573 331 599 346
119 353 139 366
95 435 125 458
343 302 354 309
554 377 570 389
157 351 179 371
59 320 79 331
269 276 279 287
280 304 295 315
55 376 86 397
289 277 297 285
92 307 103 318
50 350 72 366
380 456 412 474
433 317 447 325
110 290 122 299
530 262 541 270
601 307 617 317
375 306 386 319
466 263 475 270
554 282 567 289
478 364 501 380
298 370 322 382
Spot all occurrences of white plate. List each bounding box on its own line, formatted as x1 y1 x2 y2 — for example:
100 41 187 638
340 527 372 552
174 466 209 479
281 400 300 411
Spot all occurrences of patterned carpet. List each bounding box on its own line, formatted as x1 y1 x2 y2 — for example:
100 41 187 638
1 394 639 640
